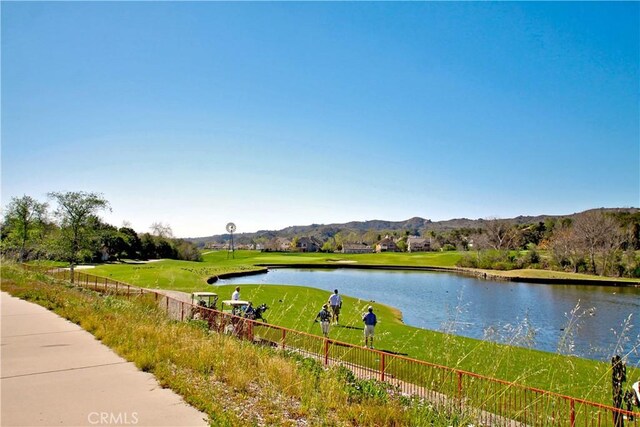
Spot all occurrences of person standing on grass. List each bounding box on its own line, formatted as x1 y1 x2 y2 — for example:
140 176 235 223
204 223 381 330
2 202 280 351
231 287 240 301
315 304 332 337
328 289 342 325
362 306 377 348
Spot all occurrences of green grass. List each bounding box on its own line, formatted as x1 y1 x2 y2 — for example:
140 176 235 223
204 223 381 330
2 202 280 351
208 283 638 405
1 264 472 427
247 250 465 268
25 259 69 268
476 267 640 282
88 252 640 406
91 250 640 293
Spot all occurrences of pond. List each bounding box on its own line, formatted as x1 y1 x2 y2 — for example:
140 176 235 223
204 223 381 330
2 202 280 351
219 268 640 365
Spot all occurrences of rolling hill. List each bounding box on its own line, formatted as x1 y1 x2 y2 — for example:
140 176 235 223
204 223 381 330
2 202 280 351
187 208 638 246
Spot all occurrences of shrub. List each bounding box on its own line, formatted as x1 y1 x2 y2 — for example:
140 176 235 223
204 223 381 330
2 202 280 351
456 254 478 268
334 366 393 404
492 261 515 270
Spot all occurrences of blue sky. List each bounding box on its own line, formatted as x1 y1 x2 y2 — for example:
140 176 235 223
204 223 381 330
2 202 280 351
2 2 638 237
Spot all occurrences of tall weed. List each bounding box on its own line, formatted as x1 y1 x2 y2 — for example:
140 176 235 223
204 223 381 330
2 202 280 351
1 264 468 426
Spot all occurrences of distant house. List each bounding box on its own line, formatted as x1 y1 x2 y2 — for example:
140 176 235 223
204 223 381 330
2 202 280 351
262 237 292 252
295 236 323 252
375 236 399 253
277 238 292 251
407 236 430 252
342 243 373 254
100 246 111 261
205 242 227 250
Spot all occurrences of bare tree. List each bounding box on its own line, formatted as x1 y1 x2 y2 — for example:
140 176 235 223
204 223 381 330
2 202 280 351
548 225 585 272
549 211 625 275
150 222 173 238
482 218 520 250
573 211 622 275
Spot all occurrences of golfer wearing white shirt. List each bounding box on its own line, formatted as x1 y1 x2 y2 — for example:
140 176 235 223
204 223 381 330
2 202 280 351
328 289 342 325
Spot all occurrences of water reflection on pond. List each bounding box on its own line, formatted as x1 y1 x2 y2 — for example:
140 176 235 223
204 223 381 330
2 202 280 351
219 268 640 364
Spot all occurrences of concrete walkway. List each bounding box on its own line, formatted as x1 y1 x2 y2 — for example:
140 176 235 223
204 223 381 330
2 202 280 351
1 292 209 426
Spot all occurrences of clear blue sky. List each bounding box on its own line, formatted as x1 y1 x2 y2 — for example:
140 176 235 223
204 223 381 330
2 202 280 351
2 2 638 237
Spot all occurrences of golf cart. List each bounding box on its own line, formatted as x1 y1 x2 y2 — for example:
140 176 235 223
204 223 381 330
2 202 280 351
220 300 253 336
221 299 250 316
191 292 218 309
190 292 219 325
220 299 269 321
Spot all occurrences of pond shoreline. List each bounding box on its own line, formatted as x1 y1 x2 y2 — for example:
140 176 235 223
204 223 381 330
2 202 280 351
253 263 640 287
207 267 268 284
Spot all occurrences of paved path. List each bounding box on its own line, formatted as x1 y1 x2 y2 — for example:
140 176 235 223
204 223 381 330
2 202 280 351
1 292 209 427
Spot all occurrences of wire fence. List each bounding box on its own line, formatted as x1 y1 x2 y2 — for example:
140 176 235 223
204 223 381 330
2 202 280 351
22 265 640 427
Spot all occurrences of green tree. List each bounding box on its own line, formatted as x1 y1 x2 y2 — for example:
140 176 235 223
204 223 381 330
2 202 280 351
119 227 142 259
396 236 408 252
95 222 127 261
1 195 49 262
519 222 546 248
362 230 380 245
174 239 202 261
48 191 110 283
139 233 158 259
321 238 336 253
290 236 300 251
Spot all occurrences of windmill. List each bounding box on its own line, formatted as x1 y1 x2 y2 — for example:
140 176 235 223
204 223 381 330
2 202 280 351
226 222 236 259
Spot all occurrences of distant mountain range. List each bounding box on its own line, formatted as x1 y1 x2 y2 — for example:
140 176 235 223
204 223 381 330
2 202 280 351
187 208 638 246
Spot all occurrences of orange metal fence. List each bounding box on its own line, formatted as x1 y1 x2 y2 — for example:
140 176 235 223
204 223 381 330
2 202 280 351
23 265 640 427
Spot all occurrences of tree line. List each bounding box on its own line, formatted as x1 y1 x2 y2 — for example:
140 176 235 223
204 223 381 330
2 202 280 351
1 192 202 276
254 210 640 278
455 210 640 277
5 193 636 279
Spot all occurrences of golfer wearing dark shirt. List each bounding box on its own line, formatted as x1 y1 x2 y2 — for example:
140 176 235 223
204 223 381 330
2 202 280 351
315 304 331 337
362 306 377 348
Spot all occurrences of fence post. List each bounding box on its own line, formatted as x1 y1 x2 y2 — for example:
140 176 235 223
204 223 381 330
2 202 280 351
380 352 386 382
570 399 575 427
166 297 169 313
457 371 463 403
127 285 130 298
281 329 286 351
612 355 626 427
324 339 329 366
181 302 184 322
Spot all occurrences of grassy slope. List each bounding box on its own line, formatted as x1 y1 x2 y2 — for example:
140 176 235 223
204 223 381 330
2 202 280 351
90 251 639 404
91 250 640 287
2 265 462 427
